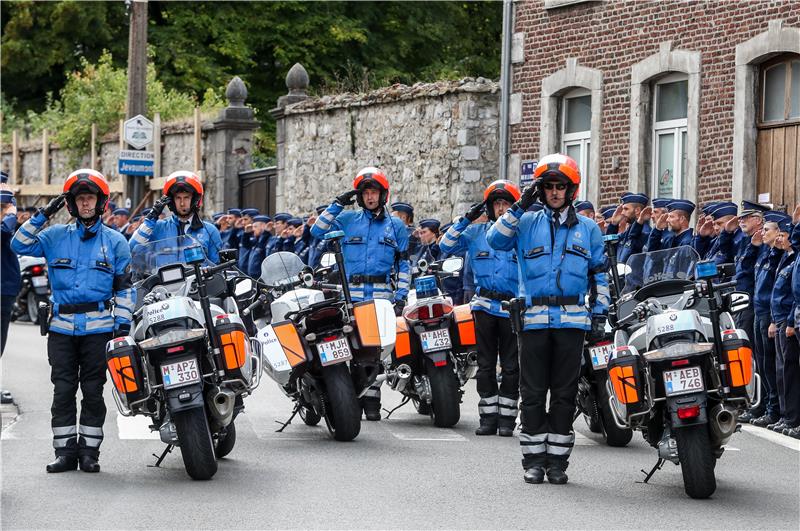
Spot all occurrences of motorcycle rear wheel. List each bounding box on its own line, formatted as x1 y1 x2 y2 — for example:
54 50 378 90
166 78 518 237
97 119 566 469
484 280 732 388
215 421 236 459
173 407 218 480
675 424 717 499
322 363 361 441
425 357 460 428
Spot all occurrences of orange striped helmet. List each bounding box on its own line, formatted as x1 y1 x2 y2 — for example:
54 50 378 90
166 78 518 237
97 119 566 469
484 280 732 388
163 171 204 213
484 180 521 220
353 167 390 209
63 169 110 219
534 154 581 201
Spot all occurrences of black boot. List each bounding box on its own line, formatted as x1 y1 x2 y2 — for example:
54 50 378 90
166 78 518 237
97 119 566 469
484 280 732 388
46 455 78 473
523 467 545 484
546 466 569 485
498 426 515 437
363 401 381 421
475 423 497 435
79 455 100 473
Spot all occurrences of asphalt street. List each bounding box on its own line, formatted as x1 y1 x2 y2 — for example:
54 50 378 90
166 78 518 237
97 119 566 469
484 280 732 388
2 322 799 530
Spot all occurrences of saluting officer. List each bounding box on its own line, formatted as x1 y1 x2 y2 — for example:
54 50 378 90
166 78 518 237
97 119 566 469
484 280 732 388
440 180 520 437
606 192 652 264
692 201 739 264
646 199 695 251
12 169 135 473
488 154 609 485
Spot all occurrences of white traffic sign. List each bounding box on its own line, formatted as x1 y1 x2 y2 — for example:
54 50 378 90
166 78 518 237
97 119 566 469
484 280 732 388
123 114 154 149
119 149 154 161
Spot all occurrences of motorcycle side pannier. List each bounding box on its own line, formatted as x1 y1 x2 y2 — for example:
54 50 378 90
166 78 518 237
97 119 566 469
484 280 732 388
214 315 253 385
105 336 149 409
720 329 755 400
451 304 477 347
607 346 649 419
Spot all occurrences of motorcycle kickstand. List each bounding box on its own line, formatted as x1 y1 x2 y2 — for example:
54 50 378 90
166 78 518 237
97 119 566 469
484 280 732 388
148 444 174 468
275 404 301 433
637 458 666 484
382 396 411 419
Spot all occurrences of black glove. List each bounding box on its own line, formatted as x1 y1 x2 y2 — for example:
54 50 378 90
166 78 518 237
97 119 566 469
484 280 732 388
115 324 131 337
149 195 170 220
335 190 358 207
589 315 607 342
516 184 538 211
41 193 67 218
464 201 486 222
394 300 406 317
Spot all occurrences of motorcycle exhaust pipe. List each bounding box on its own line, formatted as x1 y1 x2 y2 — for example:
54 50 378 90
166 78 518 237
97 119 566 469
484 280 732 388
207 387 236 427
392 364 412 392
709 404 737 446
464 351 479 381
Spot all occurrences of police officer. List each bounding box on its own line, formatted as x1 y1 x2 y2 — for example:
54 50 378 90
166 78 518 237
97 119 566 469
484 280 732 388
416 218 442 264
574 200 595 220
594 206 616 234
244 215 272 278
1 186 20 356
236 208 260 270
440 180 520 437
304 205 330 268
785 213 800 438
222 208 242 250
646 199 695 251
606 193 652 264
692 201 739 264
488 154 609 485
391 201 419 260
130 171 223 263
312 167 411 420
266 213 293 256
12 169 135 473
770 216 796 435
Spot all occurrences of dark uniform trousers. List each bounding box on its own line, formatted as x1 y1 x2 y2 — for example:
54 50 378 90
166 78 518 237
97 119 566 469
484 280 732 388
48 331 112 458
776 325 800 426
735 305 765 415
754 314 780 418
518 327 585 471
474 311 519 429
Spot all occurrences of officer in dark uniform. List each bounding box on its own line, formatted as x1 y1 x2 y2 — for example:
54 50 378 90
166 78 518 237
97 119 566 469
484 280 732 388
236 208 260 271
646 199 695 250
692 202 739 263
606 192 652 264
574 201 595 220
12 169 135 473
415 218 442 265
391 201 419 260
488 154 609 485
305 205 330 268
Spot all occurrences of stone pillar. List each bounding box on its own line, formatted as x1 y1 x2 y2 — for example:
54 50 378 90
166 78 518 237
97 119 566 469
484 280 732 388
270 63 310 212
206 76 260 212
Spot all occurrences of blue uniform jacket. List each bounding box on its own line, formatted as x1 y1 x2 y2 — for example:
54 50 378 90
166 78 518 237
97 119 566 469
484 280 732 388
1 213 21 296
311 202 410 302
754 244 781 318
440 217 518 318
771 250 795 325
130 214 222 264
487 205 609 331
12 212 135 336
647 227 692 251
607 220 651 264
246 232 271 278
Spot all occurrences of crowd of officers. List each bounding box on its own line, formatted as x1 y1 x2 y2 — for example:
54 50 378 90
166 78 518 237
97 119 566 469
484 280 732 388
2 153 799 486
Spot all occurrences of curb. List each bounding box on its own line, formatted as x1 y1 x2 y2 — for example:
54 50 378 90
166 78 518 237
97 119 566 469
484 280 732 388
1 401 20 433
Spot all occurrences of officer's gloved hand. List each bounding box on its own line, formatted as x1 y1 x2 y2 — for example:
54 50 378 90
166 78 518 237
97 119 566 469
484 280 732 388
515 184 538 211
394 299 406 317
115 324 131 337
41 193 68 219
149 195 170 220
335 190 358 207
464 201 486 222
588 315 607 342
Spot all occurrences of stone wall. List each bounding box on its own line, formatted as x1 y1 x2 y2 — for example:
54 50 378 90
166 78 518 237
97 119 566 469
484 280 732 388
277 78 500 223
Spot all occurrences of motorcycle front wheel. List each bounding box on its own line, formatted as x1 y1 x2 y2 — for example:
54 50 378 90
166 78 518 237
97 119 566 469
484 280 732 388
425 357 461 428
322 363 361 441
27 291 39 324
675 424 717 499
173 407 218 480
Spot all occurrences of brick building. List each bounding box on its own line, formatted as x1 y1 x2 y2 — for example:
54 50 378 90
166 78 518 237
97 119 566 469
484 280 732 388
505 0 799 214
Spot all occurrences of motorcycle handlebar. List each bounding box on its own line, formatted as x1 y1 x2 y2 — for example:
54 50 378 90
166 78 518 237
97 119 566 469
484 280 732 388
242 293 268 317
201 259 238 277
713 280 738 291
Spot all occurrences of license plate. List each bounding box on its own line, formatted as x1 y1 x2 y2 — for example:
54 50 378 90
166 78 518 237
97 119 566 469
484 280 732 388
663 366 704 396
317 338 352 366
589 342 614 369
420 328 452 353
161 358 201 389
31 276 48 287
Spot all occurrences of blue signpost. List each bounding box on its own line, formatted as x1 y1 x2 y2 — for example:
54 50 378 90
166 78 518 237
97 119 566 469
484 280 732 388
118 149 154 177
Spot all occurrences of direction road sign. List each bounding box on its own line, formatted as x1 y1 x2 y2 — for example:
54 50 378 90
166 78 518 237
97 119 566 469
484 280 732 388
123 114 154 149
520 160 537 188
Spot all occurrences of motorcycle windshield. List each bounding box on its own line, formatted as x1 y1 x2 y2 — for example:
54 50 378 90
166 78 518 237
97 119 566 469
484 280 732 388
261 252 305 287
622 246 700 295
130 235 211 281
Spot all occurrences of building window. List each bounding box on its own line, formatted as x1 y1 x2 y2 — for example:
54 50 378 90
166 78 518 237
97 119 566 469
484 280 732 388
760 56 800 124
561 88 591 200
651 74 688 200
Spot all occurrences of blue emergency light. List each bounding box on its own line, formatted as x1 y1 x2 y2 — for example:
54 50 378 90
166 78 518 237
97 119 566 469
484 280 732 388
695 260 718 280
183 245 206 264
415 275 438 299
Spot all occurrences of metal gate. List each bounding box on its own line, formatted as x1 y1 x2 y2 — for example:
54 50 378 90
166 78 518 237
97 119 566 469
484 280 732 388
238 166 276 215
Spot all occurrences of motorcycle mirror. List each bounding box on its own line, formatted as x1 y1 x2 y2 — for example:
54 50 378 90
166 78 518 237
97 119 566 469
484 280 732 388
320 253 336 267
234 278 254 297
219 248 239 262
302 272 314 288
718 262 736 278
727 291 750 314
441 256 463 274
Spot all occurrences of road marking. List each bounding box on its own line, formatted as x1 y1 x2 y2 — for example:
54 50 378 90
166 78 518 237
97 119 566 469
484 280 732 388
574 430 599 446
741 425 800 452
116 414 160 440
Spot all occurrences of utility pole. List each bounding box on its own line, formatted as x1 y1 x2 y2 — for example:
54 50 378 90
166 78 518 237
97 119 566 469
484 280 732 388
126 0 148 205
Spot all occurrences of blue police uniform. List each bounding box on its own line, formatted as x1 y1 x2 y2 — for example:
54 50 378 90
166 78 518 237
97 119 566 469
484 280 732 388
441 216 520 430
605 193 652 264
130 213 222 264
1 192 21 354
772 247 798 428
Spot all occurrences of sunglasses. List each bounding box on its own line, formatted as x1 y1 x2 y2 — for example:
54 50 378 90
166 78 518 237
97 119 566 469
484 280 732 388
542 182 567 191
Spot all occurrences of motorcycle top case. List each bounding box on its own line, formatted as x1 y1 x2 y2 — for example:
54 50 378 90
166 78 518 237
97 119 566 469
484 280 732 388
105 335 149 408
720 329 755 400
214 314 253 385
451 304 476 347
607 345 649 419
256 320 307 386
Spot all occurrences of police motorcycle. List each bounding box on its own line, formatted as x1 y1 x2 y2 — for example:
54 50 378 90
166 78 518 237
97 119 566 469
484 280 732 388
605 246 757 499
575 233 634 446
384 256 478 427
105 236 263 480
245 231 396 442
11 255 50 324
